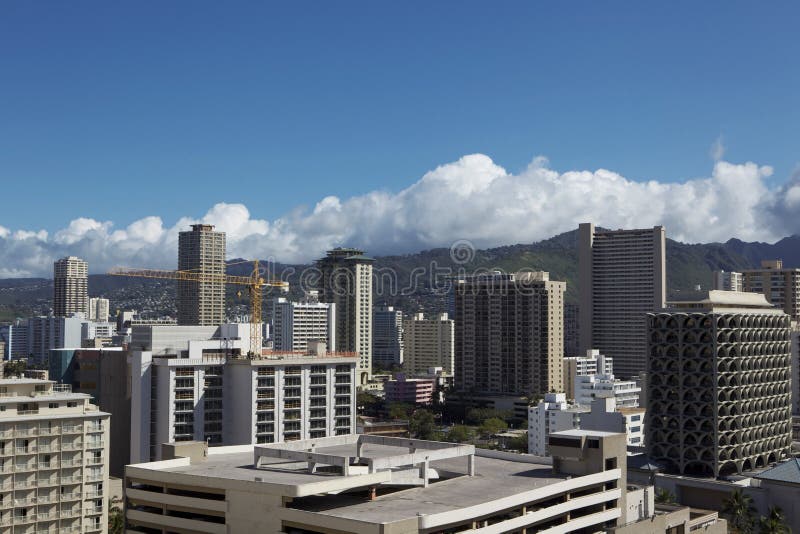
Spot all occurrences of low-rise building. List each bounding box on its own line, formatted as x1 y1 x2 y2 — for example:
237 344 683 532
125 431 725 533
528 392 588 456
563 349 614 402
384 375 436 405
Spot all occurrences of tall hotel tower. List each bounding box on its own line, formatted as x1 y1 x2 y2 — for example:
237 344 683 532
177 224 226 326
578 223 666 378
316 248 373 385
53 256 88 317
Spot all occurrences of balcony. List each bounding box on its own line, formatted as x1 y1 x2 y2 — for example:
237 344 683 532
61 442 82 451
59 476 81 485
85 457 103 466
17 410 39 416
14 464 36 473
16 429 37 437
14 479 36 488
60 492 82 501
38 427 59 437
37 463 58 471
87 425 103 434
12 513 37 524
59 459 82 468
15 448 36 455
14 497 36 506
83 491 103 499
61 426 82 435
84 505 103 515
0 430 13 438
85 474 104 482
37 478 58 487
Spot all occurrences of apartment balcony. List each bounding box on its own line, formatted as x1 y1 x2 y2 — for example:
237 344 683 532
15 429 37 437
83 490 103 499
12 513 37 524
37 478 58 488
0 500 11 509
38 427 59 437
175 392 194 400
35 511 58 521
85 474 104 483
0 430 12 439
86 425 103 434
60 492 82 501
85 456 103 466
61 426 82 435
59 506 80 516
0 449 11 457
84 505 103 515
35 445 56 453
86 441 104 450
17 410 39 417
0 465 12 474
59 459 82 468
13 497 36 507
36 495 56 504
14 448 36 455
36 463 58 471
60 443 82 452
14 464 36 473
58 476 82 485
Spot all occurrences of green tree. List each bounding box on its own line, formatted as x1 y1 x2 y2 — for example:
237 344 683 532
478 417 508 437
507 432 528 452
108 497 124 534
758 506 790 534
410 410 436 440
357 391 381 416
388 402 412 420
654 488 676 505
4 359 26 377
447 424 471 443
722 489 756 534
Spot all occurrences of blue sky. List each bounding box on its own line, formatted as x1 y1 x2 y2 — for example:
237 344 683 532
1 2 800 274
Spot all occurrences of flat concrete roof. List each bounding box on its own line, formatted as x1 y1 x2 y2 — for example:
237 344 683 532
140 446 564 523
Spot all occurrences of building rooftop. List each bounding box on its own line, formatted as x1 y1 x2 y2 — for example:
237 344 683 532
667 290 780 313
129 436 565 524
754 458 800 484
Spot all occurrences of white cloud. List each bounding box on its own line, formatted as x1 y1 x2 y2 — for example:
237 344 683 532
0 153 793 277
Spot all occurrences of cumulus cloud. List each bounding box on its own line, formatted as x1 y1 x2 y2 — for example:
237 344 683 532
0 154 794 277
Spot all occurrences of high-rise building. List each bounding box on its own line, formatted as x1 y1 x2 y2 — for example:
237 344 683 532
177 224 226 326
742 260 800 321
564 302 580 357
129 324 357 463
712 270 743 292
403 312 454 374
49 347 129 478
315 248 373 384
8 316 85 366
88 297 110 322
0 378 110 532
271 292 335 352
372 305 403 369
455 271 565 396
646 291 793 477
53 256 88 318
578 223 666 378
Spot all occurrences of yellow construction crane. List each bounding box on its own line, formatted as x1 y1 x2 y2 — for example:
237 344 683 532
108 260 288 355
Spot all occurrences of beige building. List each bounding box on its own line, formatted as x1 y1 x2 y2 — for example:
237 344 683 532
53 256 88 318
578 223 666 379
0 378 110 533
403 312 454 375
455 271 564 396
316 248 373 384
712 270 743 292
177 224 226 326
124 431 725 533
88 298 110 323
742 259 800 321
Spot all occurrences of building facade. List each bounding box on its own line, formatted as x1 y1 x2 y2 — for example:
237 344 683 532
455 271 565 396
742 260 800 321
129 325 357 463
0 378 110 533
372 305 404 369
177 224 226 326
563 349 614 402
403 312 454 375
574 373 641 408
578 223 666 378
712 270 743 292
315 248 373 384
528 392 587 456
271 294 335 352
384 376 436 405
88 298 109 323
53 256 88 318
8 317 84 366
646 291 793 477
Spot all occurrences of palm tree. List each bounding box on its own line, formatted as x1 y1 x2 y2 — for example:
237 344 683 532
108 496 124 534
722 489 756 534
758 506 791 534
654 488 676 505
